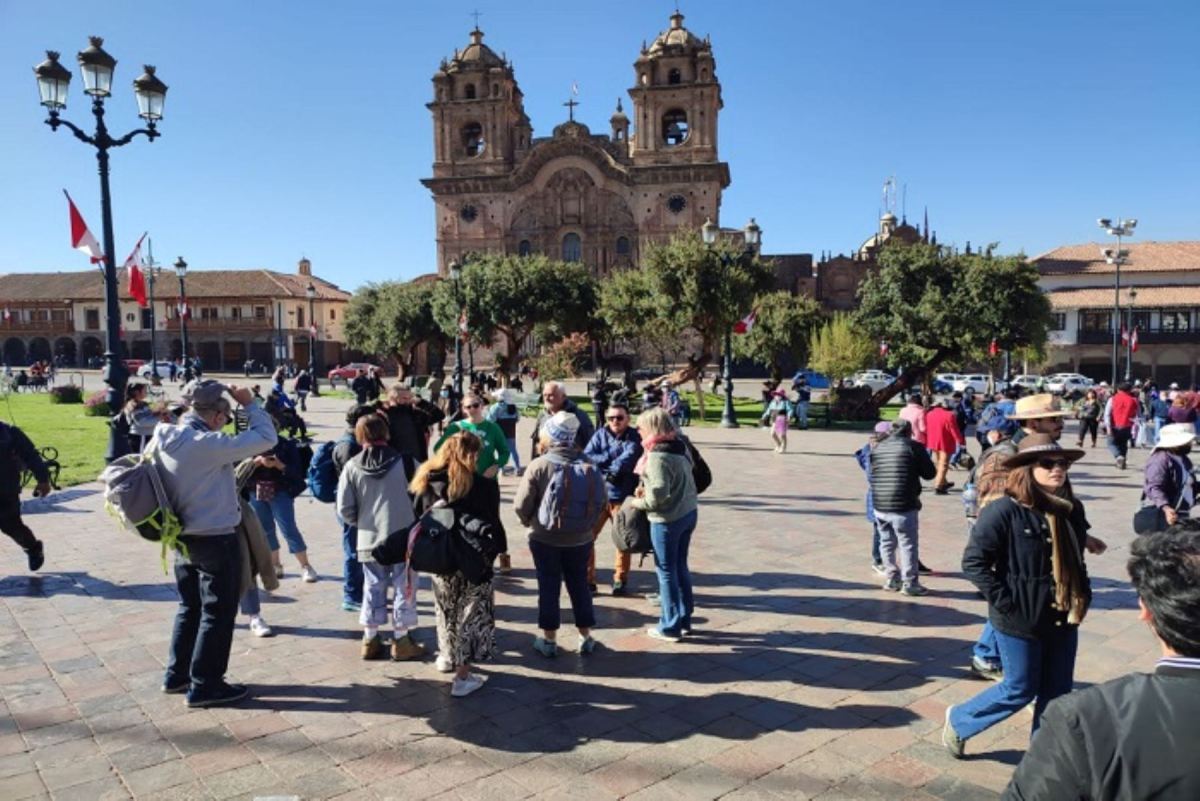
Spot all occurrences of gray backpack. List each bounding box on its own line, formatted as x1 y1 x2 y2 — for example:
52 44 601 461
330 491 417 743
99 436 185 570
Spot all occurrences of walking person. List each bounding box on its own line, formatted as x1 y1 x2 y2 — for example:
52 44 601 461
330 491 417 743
158 381 277 707
582 401 643 595
514 411 606 655
868 419 936 596
630 407 699 642
244 436 318 583
1103 381 1140 469
944 434 1092 757
1075 388 1101 448
412 433 502 696
950 391 977 468
0 419 52 571
293 370 312 412
927 398 965 494
897 393 928 446
336 413 426 661
766 390 790 453
485 388 523 475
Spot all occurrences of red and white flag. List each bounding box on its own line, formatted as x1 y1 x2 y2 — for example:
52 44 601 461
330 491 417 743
63 189 104 265
733 309 757 335
176 298 190 319
458 310 469 339
988 339 999 357
123 232 148 308
1120 326 1129 346
879 340 889 357
1131 326 1139 353
2 308 9 323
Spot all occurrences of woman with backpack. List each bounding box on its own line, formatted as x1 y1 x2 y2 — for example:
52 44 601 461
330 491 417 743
337 413 426 662
514 411 606 656
410 433 501 697
244 434 318 585
631 407 699 643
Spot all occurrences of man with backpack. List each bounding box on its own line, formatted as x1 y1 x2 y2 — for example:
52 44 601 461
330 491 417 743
0 420 52 571
156 381 276 708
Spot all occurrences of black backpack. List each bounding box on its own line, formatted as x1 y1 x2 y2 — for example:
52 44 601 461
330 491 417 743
683 438 712 494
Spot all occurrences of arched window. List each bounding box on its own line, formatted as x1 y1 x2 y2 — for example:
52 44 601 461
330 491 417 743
464 83 476 99
491 83 500 97
518 240 532 257
668 68 682 85
615 236 631 256
662 109 689 146
562 233 582 263
461 122 485 157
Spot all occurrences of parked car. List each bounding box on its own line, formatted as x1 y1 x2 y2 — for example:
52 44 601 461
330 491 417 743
935 373 963 386
327 362 381 385
791 369 831 390
137 362 174 379
931 378 955 395
1011 374 1044 391
1044 373 1093 397
952 374 1008 394
851 370 895 392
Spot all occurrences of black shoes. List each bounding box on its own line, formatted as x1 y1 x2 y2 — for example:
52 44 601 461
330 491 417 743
185 682 247 709
27 541 44 572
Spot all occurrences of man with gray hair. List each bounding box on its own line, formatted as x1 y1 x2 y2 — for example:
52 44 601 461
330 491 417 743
530 381 594 463
868 418 936 596
156 380 277 708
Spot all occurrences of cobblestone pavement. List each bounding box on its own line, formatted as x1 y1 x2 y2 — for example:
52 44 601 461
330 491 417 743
0 394 1155 800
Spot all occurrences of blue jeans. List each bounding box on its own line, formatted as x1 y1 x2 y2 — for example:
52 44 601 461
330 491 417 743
651 509 697 635
873 508 919 585
504 437 522 470
340 517 362 606
793 401 809 428
950 626 1078 740
247 495 307 554
870 521 881 564
166 533 241 698
239 586 261 617
528 540 595 631
973 621 1000 665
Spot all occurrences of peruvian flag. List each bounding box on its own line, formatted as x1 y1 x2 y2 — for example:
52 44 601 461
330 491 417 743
1131 326 1140 353
1121 326 1129 346
123 232 148 308
879 340 889 357
2 308 9 323
176 298 190 319
64 189 104 264
733 309 757 335
988 339 999 357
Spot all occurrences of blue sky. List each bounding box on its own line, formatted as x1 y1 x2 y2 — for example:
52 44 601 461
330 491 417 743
1 0 1197 290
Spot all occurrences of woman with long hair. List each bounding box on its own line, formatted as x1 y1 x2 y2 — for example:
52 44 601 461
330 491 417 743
1075 388 1101 448
944 433 1091 758
411 432 500 697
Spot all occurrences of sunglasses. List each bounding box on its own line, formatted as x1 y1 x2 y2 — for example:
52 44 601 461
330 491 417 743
1036 458 1071 471
606 415 627 421
464 403 481 409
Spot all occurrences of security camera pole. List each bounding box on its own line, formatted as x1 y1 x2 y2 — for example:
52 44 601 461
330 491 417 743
1097 217 1137 387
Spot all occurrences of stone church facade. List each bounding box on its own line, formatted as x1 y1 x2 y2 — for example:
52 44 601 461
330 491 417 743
421 12 731 277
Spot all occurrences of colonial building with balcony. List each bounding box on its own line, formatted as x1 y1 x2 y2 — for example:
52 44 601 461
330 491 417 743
0 258 352 371
1033 242 1200 386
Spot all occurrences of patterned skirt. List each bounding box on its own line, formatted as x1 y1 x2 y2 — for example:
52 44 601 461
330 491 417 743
432 573 496 667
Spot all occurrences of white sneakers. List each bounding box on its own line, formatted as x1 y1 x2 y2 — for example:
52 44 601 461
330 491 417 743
435 654 455 673
451 673 487 697
301 565 319 583
249 616 274 638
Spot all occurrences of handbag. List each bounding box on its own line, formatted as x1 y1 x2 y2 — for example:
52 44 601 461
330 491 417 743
1132 487 1186 536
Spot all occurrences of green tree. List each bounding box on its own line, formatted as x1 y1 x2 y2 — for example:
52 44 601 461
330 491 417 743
431 253 598 379
731 290 825 382
342 280 446 379
856 242 1053 407
808 313 875 393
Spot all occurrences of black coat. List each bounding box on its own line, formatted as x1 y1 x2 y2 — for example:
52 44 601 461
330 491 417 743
868 435 936 513
0 422 47 499
384 401 444 462
962 496 1091 639
1004 662 1200 801
413 469 504 582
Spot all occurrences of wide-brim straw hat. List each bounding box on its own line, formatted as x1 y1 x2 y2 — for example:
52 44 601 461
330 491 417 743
1008 393 1069 420
1004 432 1085 468
1154 423 1198 451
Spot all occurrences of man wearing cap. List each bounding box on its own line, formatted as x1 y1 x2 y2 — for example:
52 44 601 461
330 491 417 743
156 381 277 708
1103 382 1141 469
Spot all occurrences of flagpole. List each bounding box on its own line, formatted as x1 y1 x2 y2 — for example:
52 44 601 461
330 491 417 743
146 238 158 382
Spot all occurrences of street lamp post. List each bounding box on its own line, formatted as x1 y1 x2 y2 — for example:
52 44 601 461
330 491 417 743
34 39 168 461
306 282 320 396
449 259 464 417
1126 287 1138 382
702 217 761 428
1098 217 1136 386
174 258 191 382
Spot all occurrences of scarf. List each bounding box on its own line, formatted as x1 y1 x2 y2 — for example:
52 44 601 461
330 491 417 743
1035 487 1090 626
634 432 675 476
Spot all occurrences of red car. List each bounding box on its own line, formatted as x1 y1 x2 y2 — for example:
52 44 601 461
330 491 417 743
327 362 381 384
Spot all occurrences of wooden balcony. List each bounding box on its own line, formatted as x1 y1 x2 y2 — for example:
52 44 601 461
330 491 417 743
163 317 277 332
1078 328 1200 345
1 320 73 334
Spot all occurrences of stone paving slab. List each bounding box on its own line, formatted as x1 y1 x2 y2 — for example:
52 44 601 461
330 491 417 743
0 393 1156 799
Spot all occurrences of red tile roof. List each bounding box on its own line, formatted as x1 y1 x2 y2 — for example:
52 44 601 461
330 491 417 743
1032 242 1200 275
1045 284 1200 309
0 268 351 303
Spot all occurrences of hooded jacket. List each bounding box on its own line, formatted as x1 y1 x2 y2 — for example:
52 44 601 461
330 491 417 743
154 403 277 537
336 445 415 561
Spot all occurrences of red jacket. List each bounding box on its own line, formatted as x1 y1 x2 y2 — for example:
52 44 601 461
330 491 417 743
926 406 965 453
1110 391 1140 429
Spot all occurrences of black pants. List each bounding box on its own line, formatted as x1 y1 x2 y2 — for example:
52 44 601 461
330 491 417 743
166 533 241 696
0 496 38 551
1077 418 1099 445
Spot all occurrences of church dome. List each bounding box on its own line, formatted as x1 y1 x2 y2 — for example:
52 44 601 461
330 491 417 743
451 29 504 70
647 12 705 56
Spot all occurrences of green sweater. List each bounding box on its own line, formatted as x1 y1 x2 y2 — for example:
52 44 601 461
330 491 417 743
435 419 510 475
631 444 698 524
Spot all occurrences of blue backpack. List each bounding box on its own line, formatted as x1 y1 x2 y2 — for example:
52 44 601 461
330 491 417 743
537 454 604 535
306 434 353 503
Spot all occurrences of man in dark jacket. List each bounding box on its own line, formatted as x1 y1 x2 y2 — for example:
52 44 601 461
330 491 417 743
382 384 444 477
530 381 594 462
350 369 372 406
0 421 51 571
583 402 643 595
868 419 935 596
1003 522 1200 801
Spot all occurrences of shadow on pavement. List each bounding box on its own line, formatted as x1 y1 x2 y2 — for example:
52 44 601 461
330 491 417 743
0 570 177 602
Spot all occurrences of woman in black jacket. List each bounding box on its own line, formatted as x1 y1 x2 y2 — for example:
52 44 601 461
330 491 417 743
944 434 1091 758
410 432 502 698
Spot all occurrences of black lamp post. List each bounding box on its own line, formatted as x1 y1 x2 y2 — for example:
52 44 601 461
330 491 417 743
449 259 464 417
174 258 191 382
35 39 167 461
702 217 761 428
306 282 320 396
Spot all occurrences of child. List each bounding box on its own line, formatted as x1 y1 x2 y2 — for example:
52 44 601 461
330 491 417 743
855 422 892 574
767 390 791 452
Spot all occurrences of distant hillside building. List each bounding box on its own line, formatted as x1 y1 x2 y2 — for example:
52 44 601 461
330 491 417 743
0 258 351 371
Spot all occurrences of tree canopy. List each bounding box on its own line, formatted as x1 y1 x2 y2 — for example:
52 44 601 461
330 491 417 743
808 312 875 389
731 290 825 381
342 279 445 379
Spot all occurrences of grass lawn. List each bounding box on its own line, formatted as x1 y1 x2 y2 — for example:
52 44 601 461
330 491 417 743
566 391 884 430
0 393 109 487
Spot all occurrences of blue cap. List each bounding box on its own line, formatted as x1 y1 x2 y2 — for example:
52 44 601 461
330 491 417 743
978 414 1018 436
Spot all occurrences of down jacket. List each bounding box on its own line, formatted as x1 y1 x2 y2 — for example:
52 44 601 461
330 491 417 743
868 435 936 513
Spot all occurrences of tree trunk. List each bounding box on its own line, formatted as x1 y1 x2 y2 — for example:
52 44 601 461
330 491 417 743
663 353 711 422
860 349 950 416
692 375 704 423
